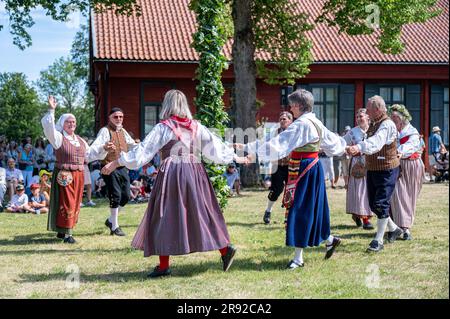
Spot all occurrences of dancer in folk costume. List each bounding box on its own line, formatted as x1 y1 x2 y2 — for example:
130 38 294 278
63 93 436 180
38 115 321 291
102 90 246 278
388 104 425 241
41 96 112 243
262 111 293 224
90 107 137 236
343 108 374 230
347 96 404 252
237 89 346 269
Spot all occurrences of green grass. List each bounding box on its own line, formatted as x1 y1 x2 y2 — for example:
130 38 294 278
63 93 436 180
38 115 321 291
0 183 448 299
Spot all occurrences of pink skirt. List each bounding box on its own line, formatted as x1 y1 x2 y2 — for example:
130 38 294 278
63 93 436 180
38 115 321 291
346 157 373 217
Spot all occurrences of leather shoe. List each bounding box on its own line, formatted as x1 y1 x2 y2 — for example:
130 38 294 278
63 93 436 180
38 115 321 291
325 237 341 259
363 222 374 230
105 218 112 230
367 239 383 252
110 227 126 236
56 232 65 239
386 227 403 243
221 245 237 272
263 211 271 224
352 214 362 227
147 266 172 278
63 236 76 244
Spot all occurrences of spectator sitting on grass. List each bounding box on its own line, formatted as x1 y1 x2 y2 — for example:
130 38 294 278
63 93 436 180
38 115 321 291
5 184 29 213
223 163 240 196
26 183 48 215
5 158 24 200
0 166 6 212
39 169 52 204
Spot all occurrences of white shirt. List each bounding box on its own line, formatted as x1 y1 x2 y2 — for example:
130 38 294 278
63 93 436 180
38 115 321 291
0 167 6 186
356 118 398 155
90 126 137 154
41 110 108 163
118 122 236 169
245 112 346 162
398 123 421 158
10 193 28 207
5 167 23 182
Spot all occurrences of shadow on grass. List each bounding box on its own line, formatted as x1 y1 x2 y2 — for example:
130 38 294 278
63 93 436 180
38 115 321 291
18 257 297 283
1 247 136 255
0 230 116 246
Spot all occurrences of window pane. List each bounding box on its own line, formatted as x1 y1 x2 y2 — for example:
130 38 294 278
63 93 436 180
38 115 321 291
326 88 337 102
392 87 404 102
325 103 338 133
380 87 391 102
145 105 159 135
312 88 323 102
314 104 324 122
444 87 449 102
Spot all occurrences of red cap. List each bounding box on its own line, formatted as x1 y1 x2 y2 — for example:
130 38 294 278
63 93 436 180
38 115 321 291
30 183 40 190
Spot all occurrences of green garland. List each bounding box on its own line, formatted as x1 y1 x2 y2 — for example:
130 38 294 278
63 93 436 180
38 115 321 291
190 0 232 209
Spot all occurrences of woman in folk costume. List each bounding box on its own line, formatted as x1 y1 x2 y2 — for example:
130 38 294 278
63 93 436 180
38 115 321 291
41 96 111 243
238 89 346 269
343 108 374 230
101 89 246 278
388 104 425 241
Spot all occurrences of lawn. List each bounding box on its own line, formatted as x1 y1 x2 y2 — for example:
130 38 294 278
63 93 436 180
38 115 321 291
0 183 448 299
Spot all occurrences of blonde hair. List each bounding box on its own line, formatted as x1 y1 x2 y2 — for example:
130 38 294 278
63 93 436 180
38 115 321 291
159 90 193 120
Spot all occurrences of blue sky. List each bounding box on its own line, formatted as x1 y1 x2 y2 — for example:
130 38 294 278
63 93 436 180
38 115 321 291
0 4 83 83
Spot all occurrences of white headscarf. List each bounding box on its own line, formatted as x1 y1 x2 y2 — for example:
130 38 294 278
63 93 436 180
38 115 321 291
55 113 76 133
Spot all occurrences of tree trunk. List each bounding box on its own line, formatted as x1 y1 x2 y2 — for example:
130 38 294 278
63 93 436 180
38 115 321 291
232 0 259 187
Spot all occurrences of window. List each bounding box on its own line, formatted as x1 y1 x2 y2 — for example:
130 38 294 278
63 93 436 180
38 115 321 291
379 86 405 106
444 87 449 144
311 86 338 132
144 104 160 136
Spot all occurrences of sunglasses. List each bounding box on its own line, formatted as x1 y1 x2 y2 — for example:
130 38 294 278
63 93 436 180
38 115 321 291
113 115 123 119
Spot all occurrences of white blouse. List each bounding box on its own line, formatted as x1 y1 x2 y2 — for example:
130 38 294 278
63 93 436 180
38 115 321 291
245 112 346 162
41 110 108 163
117 122 237 169
90 126 137 152
398 123 421 158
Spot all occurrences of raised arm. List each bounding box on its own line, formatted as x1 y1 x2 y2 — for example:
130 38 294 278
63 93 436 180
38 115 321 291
41 96 63 149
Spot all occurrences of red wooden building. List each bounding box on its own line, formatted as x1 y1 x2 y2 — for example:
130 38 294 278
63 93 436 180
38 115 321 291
90 0 449 165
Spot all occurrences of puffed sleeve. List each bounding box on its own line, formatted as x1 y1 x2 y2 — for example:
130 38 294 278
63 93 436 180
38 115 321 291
398 134 421 158
199 124 236 164
41 110 63 149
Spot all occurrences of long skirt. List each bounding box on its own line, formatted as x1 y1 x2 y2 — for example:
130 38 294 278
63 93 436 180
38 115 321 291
346 158 373 217
47 168 84 235
286 159 330 248
390 159 425 229
132 157 230 256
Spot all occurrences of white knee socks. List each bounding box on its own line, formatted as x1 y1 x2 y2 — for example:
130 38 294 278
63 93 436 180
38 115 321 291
375 218 389 244
386 217 398 232
293 248 304 265
109 207 119 230
265 200 276 212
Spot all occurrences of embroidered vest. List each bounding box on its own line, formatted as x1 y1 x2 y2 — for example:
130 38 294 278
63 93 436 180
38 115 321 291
293 120 322 153
365 114 400 171
101 125 128 165
55 135 86 171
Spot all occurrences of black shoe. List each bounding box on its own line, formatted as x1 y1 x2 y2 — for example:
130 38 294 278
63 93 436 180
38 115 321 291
110 227 126 236
221 245 237 272
56 232 65 239
324 237 341 259
352 215 362 227
286 259 304 269
63 236 76 244
147 266 172 278
363 222 374 230
367 239 383 252
105 218 112 230
263 211 271 224
386 227 403 243
402 232 413 241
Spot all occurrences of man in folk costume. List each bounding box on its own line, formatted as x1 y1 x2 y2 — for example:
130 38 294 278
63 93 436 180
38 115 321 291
238 89 345 269
90 107 137 236
347 96 404 252
262 111 293 224
388 104 425 241
41 96 112 243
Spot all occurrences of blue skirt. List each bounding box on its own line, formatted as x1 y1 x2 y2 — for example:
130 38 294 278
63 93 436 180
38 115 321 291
285 159 330 248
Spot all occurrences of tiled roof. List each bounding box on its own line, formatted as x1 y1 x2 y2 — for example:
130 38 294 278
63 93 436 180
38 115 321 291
93 0 449 64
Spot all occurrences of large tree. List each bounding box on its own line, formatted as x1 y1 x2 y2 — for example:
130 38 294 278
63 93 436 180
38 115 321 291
0 72 44 141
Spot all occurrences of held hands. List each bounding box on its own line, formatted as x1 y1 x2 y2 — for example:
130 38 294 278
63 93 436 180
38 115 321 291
103 142 116 152
346 145 360 156
101 160 119 175
48 95 57 110
233 143 245 151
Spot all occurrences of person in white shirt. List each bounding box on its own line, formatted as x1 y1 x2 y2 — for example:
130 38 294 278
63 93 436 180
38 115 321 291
5 158 24 199
237 89 346 269
90 107 137 236
346 96 404 252
5 184 29 213
41 95 112 244
0 166 6 211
